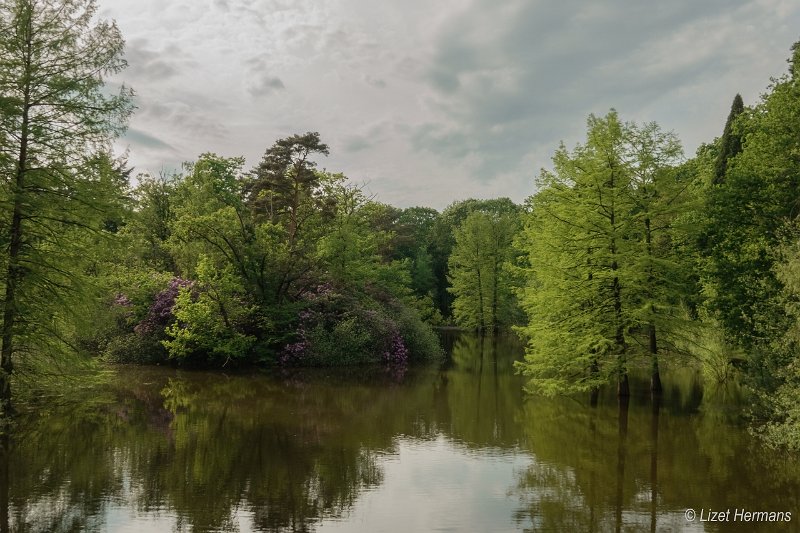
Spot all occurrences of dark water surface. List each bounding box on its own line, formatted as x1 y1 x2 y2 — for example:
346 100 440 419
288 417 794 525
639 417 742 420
4 333 800 532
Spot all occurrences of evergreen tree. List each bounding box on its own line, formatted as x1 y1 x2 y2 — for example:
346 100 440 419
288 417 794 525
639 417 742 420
245 132 329 246
713 94 745 185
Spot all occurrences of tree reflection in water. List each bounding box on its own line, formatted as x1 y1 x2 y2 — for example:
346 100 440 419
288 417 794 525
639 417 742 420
3 333 800 532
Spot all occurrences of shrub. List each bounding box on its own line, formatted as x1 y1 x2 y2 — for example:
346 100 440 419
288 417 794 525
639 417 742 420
279 284 441 367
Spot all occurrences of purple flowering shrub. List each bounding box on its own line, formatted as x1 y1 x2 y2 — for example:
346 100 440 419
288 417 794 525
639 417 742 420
135 278 194 335
278 283 437 368
103 277 195 364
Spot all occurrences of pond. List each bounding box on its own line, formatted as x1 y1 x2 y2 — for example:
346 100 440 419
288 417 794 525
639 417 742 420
3 332 799 532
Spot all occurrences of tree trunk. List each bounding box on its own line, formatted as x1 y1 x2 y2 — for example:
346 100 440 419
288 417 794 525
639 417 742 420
610 168 628 397
0 435 8 533
0 54 30 419
649 395 661 533
590 358 600 407
590 387 600 407
645 217 662 395
491 257 498 332
612 269 628 397
475 248 485 332
617 371 630 397
650 324 662 395
615 395 630 533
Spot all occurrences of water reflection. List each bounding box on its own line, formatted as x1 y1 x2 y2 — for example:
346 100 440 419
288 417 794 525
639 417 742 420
511 372 800 532
3 333 800 532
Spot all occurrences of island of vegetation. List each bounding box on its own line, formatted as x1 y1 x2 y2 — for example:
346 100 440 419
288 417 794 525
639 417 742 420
2 0 800 452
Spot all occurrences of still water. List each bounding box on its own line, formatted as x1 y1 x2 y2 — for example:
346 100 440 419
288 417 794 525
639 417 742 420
3 333 800 532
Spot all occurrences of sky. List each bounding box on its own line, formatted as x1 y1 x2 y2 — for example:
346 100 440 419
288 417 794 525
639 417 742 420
99 0 800 210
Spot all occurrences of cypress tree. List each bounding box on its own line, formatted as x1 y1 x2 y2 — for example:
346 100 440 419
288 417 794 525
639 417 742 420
713 94 745 184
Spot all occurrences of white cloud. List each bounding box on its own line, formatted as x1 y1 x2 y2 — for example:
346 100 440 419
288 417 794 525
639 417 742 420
100 0 800 209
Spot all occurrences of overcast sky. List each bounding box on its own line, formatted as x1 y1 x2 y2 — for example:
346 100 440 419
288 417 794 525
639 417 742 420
100 0 800 210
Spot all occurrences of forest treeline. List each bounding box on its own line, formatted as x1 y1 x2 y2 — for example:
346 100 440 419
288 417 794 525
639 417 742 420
515 43 800 450
3 0 800 448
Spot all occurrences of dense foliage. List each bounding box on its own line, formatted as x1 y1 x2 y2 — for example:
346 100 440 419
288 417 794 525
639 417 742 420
3 0 800 451
92 150 444 368
515 114 689 397
511 41 800 449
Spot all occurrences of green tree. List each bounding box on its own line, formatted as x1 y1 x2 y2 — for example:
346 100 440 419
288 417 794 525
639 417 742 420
127 173 179 272
168 154 278 350
516 112 635 397
164 257 256 365
396 207 439 298
623 121 688 392
517 114 692 398
448 211 517 331
0 0 133 416
713 94 745 184
246 132 329 246
431 198 519 317
245 133 339 304
704 42 800 349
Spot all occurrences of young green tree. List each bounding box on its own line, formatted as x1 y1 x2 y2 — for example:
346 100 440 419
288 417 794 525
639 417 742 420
517 113 691 398
431 198 519 317
623 121 687 393
169 154 285 307
126 173 179 272
516 112 635 397
0 0 133 416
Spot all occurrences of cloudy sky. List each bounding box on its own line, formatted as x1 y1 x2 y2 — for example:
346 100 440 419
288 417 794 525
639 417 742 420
100 0 800 210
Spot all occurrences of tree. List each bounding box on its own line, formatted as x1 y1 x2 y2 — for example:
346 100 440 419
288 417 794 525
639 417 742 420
169 154 285 309
704 42 800 349
0 0 133 416
516 112 688 397
127 172 179 272
245 132 329 246
448 211 517 331
431 198 519 317
245 133 337 304
713 94 744 185
395 207 439 298
623 121 687 393
516 112 634 397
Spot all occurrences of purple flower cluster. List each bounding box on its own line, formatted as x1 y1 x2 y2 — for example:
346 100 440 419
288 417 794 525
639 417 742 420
304 282 334 301
383 330 409 382
134 278 193 335
279 340 308 365
114 293 132 307
279 308 315 365
383 330 409 367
